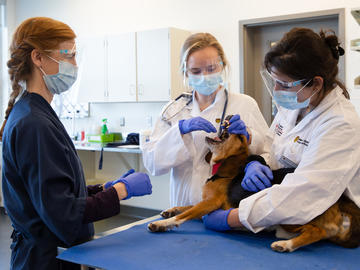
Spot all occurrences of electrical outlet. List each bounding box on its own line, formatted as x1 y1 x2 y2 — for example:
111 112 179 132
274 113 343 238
119 117 125 126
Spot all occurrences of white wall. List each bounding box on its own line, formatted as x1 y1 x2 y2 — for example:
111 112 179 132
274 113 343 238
9 0 360 96
6 0 360 210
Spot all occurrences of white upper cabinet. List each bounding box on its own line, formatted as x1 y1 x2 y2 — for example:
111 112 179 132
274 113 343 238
77 28 190 103
137 29 170 102
137 28 191 102
77 37 106 103
107 33 137 102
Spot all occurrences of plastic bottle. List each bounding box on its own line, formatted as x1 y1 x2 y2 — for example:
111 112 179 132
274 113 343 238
101 118 109 135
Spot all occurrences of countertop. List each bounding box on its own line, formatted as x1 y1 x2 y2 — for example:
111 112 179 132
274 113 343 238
73 141 142 154
0 141 141 154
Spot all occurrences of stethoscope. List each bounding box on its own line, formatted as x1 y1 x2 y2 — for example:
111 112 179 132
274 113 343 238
161 89 229 136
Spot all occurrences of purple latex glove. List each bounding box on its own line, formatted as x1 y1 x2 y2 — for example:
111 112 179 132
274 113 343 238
179 117 217 135
115 172 152 200
104 169 135 189
202 208 233 231
241 161 273 192
227 114 249 141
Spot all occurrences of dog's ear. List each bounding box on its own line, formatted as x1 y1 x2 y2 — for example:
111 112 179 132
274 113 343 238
237 134 248 144
205 151 212 164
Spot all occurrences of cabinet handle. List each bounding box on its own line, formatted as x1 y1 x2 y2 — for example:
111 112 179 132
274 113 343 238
139 84 144 95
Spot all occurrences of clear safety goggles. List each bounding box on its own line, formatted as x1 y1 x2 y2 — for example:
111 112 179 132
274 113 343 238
185 59 223 76
260 68 309 94
44 43 83 63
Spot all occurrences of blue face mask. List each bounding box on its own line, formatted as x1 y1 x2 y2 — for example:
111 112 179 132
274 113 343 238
188 72 223 96
273 80 318 110
40 56 78 95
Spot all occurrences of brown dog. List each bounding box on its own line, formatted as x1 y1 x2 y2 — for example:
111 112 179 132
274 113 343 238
147 116 360 252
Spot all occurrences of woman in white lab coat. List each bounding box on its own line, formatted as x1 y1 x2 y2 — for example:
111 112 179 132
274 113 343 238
202 28 360 233
141 33 269 207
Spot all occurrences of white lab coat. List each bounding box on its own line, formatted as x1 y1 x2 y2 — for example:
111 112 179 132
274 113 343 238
141 89 269 207
239 86 360 233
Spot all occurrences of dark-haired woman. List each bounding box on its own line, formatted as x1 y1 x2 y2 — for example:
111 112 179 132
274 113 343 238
1 17 152 269
201 28 360 234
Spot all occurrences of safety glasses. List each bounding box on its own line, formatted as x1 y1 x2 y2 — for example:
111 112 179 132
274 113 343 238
44 49 77 59
187 62 223 75
185 58 223 76
260 69 309 92
44 43 78 60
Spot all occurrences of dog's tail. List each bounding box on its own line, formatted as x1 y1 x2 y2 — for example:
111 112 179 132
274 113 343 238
333 196 360 248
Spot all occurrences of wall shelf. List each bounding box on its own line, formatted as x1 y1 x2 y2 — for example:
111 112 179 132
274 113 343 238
355 76 360 89
351 10 360 91
350 38 360 51
351 9 360 25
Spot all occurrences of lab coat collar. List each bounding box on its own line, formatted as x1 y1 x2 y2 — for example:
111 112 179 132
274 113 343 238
277 107 300 128
192 87 226 116
286 86 343 132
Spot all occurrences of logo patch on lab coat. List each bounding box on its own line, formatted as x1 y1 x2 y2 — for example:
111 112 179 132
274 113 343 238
275 124 283 136
294 136 309 146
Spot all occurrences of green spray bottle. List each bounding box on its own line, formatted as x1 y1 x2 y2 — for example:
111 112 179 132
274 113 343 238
101 118 109 135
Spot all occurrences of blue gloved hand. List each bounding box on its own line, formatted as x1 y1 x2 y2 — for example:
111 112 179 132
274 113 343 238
104 169 135 189
115 172 152 200
202 208 233 231
179 117 217 135
241 161 273 192
227 114 249 141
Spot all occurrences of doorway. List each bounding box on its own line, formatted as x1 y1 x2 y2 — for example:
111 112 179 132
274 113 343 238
239 9 345 125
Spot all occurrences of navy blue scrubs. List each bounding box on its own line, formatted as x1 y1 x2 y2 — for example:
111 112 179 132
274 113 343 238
2 92 94 269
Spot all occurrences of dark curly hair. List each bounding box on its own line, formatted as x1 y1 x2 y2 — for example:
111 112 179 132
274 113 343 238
264 27 348 101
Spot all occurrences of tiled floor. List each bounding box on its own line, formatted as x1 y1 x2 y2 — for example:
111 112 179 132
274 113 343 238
0 206 157 270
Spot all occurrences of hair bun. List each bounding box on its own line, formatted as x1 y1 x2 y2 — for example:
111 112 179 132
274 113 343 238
329 44 345 60
320 30 344 60
338 46 345 56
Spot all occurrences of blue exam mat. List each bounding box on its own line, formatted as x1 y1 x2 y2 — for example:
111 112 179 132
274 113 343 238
57 219 360 270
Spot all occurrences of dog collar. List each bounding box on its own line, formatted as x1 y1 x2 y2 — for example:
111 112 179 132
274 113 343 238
212 162 222 175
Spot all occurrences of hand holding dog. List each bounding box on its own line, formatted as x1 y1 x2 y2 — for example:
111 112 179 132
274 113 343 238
179 117 217 134
227 114 249 141
113 172 152 200
242 161 273 192
202 208 233 231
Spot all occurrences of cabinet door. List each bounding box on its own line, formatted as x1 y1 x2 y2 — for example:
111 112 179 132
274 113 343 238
137 29 170 102
77 37 106 103
107 33 137 102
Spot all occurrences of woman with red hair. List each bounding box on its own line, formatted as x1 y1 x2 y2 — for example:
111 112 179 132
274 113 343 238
1 17 152 269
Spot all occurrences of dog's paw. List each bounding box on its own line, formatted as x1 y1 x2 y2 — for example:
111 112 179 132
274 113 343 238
160 208 180 218
148 222 167 232
271 240 294 252
147 220 174 232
